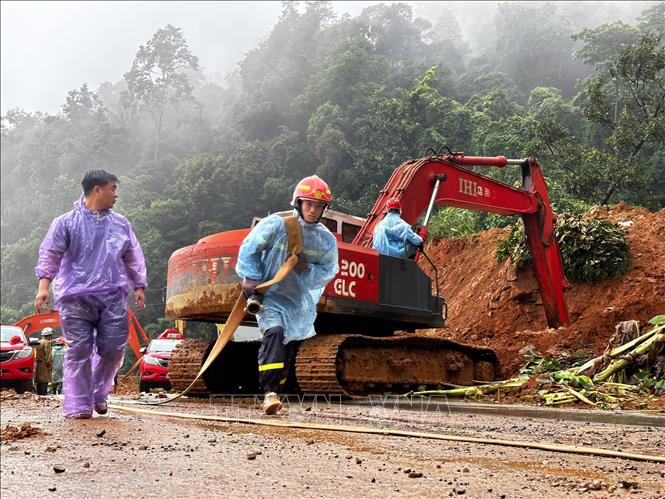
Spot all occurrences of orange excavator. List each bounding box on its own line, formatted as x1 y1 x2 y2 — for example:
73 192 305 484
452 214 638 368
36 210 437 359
165 152 569 396
14 309 149 360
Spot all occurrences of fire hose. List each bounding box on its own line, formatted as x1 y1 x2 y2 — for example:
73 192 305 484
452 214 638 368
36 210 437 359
145 215 303 405
109 403 665 464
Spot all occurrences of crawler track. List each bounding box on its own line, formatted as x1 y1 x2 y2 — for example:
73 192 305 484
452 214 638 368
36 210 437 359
169 339 261 394
296 334 498 396
169 339 211 394
169 334 499 397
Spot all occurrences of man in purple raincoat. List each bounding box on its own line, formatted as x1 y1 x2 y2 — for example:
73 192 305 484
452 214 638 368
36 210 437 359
35 170 147 419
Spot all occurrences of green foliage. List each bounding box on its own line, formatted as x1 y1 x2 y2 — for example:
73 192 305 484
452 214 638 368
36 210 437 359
496 223 531 265
527 86 584 135
634 369 663 393
143 323 160 338
557 214 630 282
123 24 200 165
466 88 524 122
492 2 590 97
519 354 560 376
0 303 37 325
0 305 23 324
428 208 479 238
655 379 665 396
552 370 595 389
1 3 661 328
572 21 641 69
573 28 665 205
496 213 631 282
648 315 665 326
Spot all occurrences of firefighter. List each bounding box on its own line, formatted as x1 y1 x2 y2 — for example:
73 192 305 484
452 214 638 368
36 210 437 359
50 336 66 394
34 169 147 419
372 198 428 258
236 175 339 414
35 328 54 395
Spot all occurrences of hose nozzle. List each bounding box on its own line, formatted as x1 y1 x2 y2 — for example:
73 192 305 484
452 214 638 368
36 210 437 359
244 294 264 315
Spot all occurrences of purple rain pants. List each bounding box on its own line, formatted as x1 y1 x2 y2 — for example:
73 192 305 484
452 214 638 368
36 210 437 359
59 290 128 418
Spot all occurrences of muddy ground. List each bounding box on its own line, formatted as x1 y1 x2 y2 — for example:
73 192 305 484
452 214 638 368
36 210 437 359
423 204 665 377
3 205 663 497
2 393 664 498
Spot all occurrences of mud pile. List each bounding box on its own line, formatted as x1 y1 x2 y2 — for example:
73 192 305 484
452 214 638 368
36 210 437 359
1 422 43 442
114 375 140 395
423 203 665 377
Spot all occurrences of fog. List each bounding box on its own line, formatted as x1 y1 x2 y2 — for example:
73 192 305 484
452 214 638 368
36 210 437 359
1 1 375 114
2 0 662 326
2 1 649 115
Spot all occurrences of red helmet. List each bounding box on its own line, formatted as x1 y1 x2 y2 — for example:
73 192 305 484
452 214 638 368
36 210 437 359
386 197 401 211
291 175 332 206
55 336 66 345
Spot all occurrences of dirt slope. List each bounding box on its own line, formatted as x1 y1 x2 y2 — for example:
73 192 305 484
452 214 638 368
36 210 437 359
422 203 665 377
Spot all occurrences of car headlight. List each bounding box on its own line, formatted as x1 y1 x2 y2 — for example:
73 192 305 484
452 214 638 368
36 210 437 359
143 355 161 366
15 348 33 359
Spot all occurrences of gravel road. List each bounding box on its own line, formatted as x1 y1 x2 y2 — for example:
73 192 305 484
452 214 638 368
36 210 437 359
1 392 664 498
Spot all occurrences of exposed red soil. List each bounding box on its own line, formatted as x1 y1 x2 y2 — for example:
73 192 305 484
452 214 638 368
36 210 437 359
422 203 665 377
114 375 140 396
1 422 43 443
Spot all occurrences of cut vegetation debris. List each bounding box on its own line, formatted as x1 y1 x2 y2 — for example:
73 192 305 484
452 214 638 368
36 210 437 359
409 316 665 410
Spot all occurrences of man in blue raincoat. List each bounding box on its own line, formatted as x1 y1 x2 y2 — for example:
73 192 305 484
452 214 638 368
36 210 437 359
372 197 428 258
35 170 147 419
236 175 338 414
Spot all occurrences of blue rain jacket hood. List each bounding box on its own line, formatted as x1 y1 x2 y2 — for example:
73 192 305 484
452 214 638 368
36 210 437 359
372 211 423 258
235 210 339 344
35 195 147 305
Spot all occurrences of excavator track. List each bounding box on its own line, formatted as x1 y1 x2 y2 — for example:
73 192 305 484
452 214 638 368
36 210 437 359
168 339 211 394
168 334 499 398
169 338 262 395
295 334 499 397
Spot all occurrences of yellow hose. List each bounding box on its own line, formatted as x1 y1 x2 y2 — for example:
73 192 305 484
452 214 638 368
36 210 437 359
109 403 665 463
148 215 303 405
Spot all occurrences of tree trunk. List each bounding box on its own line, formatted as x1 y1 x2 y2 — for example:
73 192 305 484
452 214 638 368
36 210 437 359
153 84 168 167
153 124 161 167
600 178 619 206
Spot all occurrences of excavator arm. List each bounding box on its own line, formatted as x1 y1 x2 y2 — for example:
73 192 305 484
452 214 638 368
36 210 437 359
353 154 569 327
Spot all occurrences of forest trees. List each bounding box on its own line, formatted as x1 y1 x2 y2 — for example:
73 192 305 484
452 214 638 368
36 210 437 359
574 19 665 206
122 24 200 166
1 2 662 327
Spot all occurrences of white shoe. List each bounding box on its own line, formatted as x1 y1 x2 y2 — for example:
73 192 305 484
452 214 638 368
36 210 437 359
262 392 283 415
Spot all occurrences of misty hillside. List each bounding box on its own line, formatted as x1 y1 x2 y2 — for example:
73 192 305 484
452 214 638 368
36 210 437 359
1 1 663 335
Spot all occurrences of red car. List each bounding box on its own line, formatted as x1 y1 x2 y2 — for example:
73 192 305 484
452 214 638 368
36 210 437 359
1 325 40 393
139 329 184 393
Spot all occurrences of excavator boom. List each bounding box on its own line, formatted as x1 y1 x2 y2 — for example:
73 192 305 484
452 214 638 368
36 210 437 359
354 154 568 327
